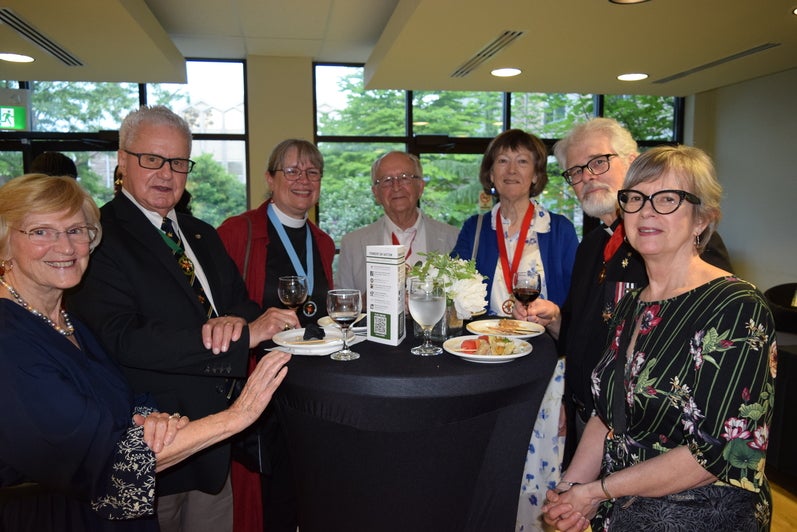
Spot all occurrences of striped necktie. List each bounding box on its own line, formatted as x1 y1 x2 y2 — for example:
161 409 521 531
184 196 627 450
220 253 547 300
161 217 216 318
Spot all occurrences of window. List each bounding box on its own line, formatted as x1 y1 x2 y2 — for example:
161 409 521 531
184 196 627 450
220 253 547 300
315 64 681 245
1 60 247 227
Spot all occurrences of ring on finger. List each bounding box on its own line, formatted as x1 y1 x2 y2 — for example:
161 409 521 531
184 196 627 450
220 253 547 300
169 412 181 419
283 322 292 331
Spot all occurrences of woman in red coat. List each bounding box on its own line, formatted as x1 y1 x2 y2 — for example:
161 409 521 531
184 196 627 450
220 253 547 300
218 139 335 532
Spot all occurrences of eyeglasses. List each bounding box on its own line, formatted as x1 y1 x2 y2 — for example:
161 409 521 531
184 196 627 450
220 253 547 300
373 173 420 188
617 189 701 215
124 150 195 174
15 225 98 245
561 154 617 185
276 167 323 182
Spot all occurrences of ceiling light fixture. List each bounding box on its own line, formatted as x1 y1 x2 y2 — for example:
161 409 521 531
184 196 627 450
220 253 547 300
609 0 651 4
491 67 521 77
0 52 34 63
618 72 649 81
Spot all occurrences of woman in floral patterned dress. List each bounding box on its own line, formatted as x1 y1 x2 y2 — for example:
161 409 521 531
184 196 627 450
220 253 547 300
542 146 776 531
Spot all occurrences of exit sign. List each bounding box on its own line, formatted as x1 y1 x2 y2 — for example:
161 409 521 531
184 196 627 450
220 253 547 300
0 105 26 130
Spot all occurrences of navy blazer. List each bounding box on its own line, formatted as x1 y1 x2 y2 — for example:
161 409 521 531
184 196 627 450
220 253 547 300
67 193 261 496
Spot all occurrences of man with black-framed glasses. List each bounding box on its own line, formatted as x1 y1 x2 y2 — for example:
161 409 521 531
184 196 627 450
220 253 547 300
68 105 294 532
336 151 459 301
516 117 732 468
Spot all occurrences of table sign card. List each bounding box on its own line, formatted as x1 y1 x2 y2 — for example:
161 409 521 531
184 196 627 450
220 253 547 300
366 245 406 346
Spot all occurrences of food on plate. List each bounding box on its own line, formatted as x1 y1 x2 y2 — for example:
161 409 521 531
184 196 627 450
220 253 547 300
488 335 516 355
457 335 516 356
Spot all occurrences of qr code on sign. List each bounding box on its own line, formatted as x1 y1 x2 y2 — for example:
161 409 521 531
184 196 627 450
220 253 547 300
372 313 387 337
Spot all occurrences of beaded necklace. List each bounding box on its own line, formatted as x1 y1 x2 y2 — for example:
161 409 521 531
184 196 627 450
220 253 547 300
0 275 74 336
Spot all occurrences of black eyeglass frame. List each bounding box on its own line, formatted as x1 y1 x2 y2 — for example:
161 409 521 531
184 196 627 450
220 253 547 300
124 150 196 174
617 188 702 215
561 153 617 186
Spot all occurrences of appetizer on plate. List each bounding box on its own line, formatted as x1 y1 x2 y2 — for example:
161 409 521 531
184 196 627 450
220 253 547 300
457 335 517 356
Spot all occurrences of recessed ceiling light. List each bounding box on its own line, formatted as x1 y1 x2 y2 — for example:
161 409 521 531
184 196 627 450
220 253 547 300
491 67 522 78
609 0 651 4
0 52 34 63
618 73 649 81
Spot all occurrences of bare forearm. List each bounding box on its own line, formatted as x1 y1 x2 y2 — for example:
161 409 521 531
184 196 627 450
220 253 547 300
599 446 716 499
154 350 290 472
561 415 607 483
154 410 244 472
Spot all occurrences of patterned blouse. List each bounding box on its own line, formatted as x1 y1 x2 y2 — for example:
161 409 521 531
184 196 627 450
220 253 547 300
590 277 777 531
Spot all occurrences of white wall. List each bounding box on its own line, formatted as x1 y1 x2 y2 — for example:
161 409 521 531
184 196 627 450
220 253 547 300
687 67 797 293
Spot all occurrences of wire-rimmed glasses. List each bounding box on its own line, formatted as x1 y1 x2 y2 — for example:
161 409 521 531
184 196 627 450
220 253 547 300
124 150 195 174
617 189 701 215
372 173 420 188
561 153 617 185
276 167 323 182
14 225 98 245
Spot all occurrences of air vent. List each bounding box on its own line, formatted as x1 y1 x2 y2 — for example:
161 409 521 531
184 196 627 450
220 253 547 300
0 8 83 66
451 30 525 78
654 42 779 84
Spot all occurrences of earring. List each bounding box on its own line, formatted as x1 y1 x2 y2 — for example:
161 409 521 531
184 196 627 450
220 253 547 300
489 182 496 195
694 234 701 248
0 259 11 275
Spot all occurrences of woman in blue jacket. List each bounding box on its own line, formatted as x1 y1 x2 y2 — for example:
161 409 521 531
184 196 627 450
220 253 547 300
452 129 578 531
452 129 578 317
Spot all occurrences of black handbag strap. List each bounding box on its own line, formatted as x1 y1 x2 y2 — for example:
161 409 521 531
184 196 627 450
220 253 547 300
611 296 640 436
242 214 253 282
471 213 484 259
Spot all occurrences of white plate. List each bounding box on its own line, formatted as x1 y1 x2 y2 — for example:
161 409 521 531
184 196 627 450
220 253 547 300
443 335 532 364
272 328 362 356
317 314 367 333
466 319 544 338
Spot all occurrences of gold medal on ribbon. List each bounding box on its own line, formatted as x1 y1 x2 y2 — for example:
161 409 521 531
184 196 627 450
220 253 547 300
501 298 515 315
303 300 318 317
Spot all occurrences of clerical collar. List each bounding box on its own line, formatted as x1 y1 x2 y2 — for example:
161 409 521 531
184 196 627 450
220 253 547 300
270 202 307 229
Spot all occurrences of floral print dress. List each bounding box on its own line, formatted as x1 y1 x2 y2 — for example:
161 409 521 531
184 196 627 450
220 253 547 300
590 277 777 531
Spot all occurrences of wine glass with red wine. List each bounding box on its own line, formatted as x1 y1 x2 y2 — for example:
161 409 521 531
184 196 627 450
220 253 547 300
512 272 541 311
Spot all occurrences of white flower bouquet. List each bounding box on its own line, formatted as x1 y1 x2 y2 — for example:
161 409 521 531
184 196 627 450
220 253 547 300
408 252 487 319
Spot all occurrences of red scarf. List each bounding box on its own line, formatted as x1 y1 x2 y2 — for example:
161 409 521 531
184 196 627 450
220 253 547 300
603 221 625 263
496 203 535 292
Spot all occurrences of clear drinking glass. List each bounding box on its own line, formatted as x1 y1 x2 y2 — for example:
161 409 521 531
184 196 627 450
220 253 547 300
512 272 541 311
408 278 447 356
277 275 308 310
326 289 362 361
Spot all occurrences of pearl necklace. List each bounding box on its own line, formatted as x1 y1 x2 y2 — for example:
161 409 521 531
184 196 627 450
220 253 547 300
0 275 75 336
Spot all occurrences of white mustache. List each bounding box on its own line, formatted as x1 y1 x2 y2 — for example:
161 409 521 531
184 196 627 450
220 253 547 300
581 183 613 195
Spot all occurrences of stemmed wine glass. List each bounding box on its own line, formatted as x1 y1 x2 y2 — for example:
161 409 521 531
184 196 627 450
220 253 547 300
512 272 541 312
278 275 308 311
326 289 362 361
407 278 447 356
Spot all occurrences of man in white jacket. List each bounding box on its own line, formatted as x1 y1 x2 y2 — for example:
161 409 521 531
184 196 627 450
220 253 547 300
336 151 459 300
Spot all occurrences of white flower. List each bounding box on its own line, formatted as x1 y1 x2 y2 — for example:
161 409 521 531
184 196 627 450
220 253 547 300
449 277 488 319
408 252 487 319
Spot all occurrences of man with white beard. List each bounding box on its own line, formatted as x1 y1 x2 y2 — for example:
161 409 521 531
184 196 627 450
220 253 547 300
516 118 732 467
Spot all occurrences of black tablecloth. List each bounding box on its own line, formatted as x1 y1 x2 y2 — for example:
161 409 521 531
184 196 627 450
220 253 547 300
274 330 558 532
